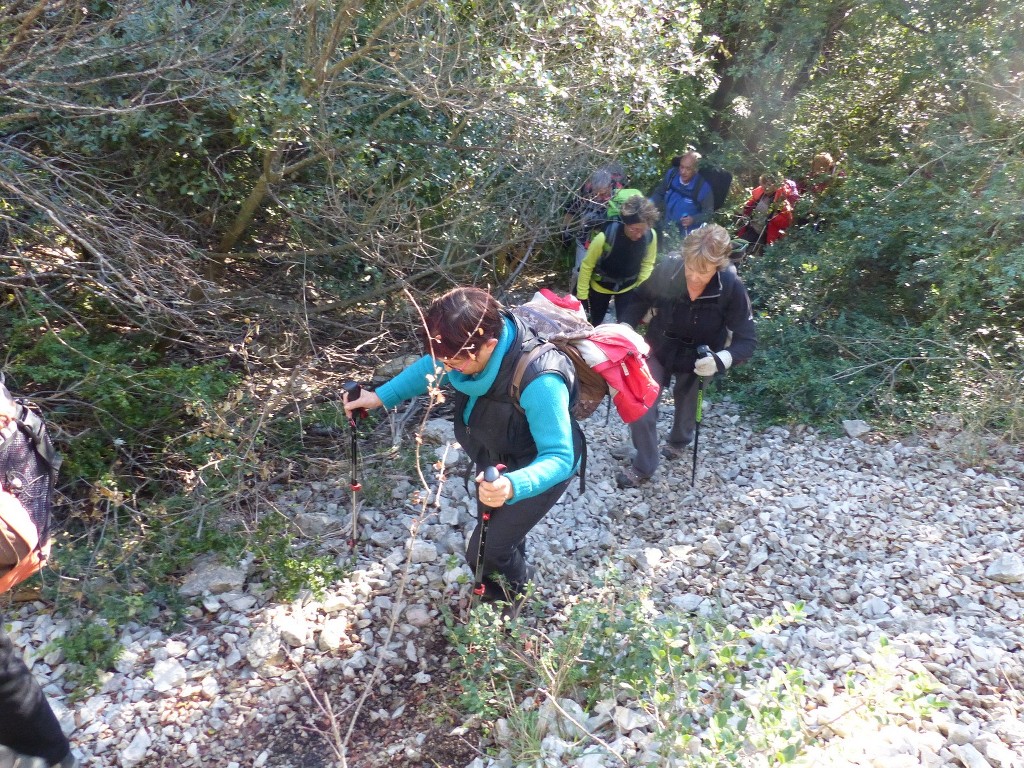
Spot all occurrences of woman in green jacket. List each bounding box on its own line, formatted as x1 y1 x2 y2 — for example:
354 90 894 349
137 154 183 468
575 194 659 326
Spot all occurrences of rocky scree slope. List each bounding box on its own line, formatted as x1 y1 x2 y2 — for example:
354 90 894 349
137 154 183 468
4 396 1024 767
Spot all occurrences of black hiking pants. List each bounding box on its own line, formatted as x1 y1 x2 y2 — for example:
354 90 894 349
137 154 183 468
587 288 640 327
466 476 570 601
0 626 71 764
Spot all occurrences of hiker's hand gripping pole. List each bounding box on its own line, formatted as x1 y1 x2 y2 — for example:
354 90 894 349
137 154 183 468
475 465 514 508
692 346 713 487
341 381 371 423
341 381 370 549
472 464 507 604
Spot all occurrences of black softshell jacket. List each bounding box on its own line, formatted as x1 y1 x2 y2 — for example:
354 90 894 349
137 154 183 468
620 258 757 374
452 314 583 472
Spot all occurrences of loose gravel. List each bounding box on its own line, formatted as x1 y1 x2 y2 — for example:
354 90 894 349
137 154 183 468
5 395 1023 767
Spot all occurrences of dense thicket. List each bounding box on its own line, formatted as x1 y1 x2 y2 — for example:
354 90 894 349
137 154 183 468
679 0 1023 438
1 0 1021 508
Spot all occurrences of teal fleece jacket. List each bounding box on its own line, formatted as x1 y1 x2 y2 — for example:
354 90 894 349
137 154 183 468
375 316 575 503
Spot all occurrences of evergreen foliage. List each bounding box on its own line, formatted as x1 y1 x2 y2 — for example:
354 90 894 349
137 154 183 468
680 0 1023 436
2 0 697 494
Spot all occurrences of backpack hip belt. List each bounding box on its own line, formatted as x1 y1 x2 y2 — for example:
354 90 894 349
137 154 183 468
593 270 639 292
663 332 698 348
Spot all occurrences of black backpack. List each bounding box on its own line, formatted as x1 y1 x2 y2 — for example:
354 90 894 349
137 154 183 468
700 165 733 211
592 220 653 291
0 376 61 593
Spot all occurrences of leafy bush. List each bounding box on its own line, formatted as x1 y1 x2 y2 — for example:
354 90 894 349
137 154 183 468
50 621 123 701
448 581 810 765
720 312 967 431
2 306 240 495
448 576 946 765
49 494 243 627
726 140 1023 441
249 514 350 602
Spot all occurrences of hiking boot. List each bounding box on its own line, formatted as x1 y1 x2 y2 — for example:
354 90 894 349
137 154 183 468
661 442 691 461
615 466 651 489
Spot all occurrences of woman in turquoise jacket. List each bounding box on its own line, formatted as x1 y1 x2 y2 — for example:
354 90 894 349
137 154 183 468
344 287 582 611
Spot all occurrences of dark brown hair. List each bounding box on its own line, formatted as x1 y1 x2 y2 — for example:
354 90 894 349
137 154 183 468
420 287 503 359
619 194 660 227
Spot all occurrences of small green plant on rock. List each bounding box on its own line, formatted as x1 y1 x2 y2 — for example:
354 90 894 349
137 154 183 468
249 514 349 601
446 602 537 719
50 621 123 701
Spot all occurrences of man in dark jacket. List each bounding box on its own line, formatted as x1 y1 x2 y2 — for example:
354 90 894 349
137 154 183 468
616 224 756 487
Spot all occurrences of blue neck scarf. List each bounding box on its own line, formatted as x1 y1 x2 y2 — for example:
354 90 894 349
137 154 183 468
445 316 515 419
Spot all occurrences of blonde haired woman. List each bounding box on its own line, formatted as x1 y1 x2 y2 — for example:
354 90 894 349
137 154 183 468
615 224 757 487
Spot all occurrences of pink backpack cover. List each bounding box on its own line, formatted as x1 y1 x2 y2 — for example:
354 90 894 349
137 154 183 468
512 291 660 423
588 328 660 423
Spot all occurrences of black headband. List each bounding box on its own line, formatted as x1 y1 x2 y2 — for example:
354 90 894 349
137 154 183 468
620 212 643 225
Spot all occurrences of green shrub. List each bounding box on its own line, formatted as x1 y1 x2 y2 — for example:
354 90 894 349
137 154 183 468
249 514 349 602
50 495 244 626
448 578 946 765
50 621 123 701
448 582 810 766
3 310 239 495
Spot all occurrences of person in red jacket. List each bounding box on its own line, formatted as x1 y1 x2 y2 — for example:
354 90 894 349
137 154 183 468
735 171 800 249
796 152 842 196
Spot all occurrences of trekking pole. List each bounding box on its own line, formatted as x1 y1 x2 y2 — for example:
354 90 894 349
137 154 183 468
692 346 712 487
471 464 506 608
751 222 767 258
341 381 368 549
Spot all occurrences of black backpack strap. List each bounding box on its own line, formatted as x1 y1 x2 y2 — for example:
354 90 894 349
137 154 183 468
718 267 737 314
596 221 621 271
508 343 552 406
508 342 586 495
575 420 586 495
